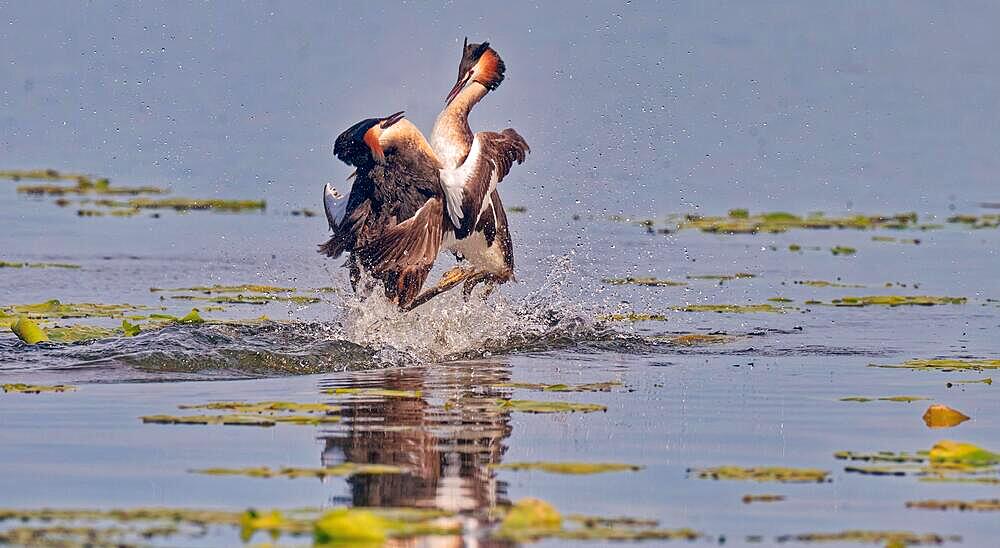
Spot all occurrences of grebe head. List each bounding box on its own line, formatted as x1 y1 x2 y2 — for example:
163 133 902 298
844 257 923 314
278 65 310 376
333 111 406 166
445 38 506 105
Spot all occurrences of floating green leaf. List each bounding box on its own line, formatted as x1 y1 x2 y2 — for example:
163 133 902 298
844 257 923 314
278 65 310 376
830 246 857 255
314 508 388 545
906 499 1000 511
598 312 668 322
179 401 341 414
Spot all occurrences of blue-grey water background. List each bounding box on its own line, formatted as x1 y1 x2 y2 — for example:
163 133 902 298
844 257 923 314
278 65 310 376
1 2 999 547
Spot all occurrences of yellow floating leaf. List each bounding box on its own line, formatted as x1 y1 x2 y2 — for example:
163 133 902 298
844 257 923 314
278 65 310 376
10 317 48 344
923 405 970 428
498 498 562 539
929 440 1000 467
313 508 387 544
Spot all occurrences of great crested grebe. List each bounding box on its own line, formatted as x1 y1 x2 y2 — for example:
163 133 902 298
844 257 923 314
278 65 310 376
319 111 445 307
423 39 529 301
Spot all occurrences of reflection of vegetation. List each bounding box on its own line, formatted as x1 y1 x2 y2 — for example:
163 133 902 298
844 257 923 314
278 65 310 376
689 466 830 483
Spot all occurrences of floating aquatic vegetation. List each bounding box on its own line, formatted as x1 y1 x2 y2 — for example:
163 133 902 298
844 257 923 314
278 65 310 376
10 317 48 344
830 246 857 256
193 463 404 478
839 396 873 402
491 462 642 474
923 405 970 428
142 412 341 427
324 387 423 398
128 197 266 212
598 312 668 322
793 280 866 288
774 530 959 545
313 508 389 544
665 333 735 345
2 383 76 394
146 309 206 324
170 293 320 305
1 299 150 320
492 381 622 392
675 210 921 234
675 303 784 313
0 168 86 181
0 506 457 546
879 396 928 403
768 297 793 303
290 208 317 217
151 284 299 294
871 358 1000 372
920 477 1000 485
947 213 1000 229
872 235 922 244
141 414 280 426
494 399 607 414
16 176 167 196
689 466 829 483
834 451 927 463
0 260 80 269
742 494 785 504
121 319 140 337
831 296 966 307
496 499 699 542
497 498 563 540
179 401 341 414
906 499 1000 511
602 276 687 287
686 273 756 281
507 205 528 213
947 377 992 386
929 440 1000 467
46 324 118 342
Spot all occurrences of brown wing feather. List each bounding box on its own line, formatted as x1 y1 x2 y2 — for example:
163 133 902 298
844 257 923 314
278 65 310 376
354 197 447 307
452 129 529 239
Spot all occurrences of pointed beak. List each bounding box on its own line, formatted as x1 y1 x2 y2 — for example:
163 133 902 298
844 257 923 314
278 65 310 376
446 72 472 105
380 111 405 128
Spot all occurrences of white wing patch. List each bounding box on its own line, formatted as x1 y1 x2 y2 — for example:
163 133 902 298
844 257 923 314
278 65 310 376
439 136 494 229
323 183 349 230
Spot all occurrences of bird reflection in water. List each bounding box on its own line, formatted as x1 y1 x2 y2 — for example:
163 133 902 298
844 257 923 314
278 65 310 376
319 361 516 544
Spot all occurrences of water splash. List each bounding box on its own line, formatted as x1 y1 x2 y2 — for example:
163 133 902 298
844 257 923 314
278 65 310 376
0 255 633 381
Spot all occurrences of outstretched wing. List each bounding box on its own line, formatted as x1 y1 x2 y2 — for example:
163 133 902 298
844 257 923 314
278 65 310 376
440 128 529 239
354 197 448 307
323 183 349 231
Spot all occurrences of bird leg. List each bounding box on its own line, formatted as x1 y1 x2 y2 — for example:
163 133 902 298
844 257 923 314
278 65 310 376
462 271 493 299
403 266 475 311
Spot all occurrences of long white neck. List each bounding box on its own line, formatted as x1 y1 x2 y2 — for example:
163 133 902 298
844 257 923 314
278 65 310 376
430 82 489 169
